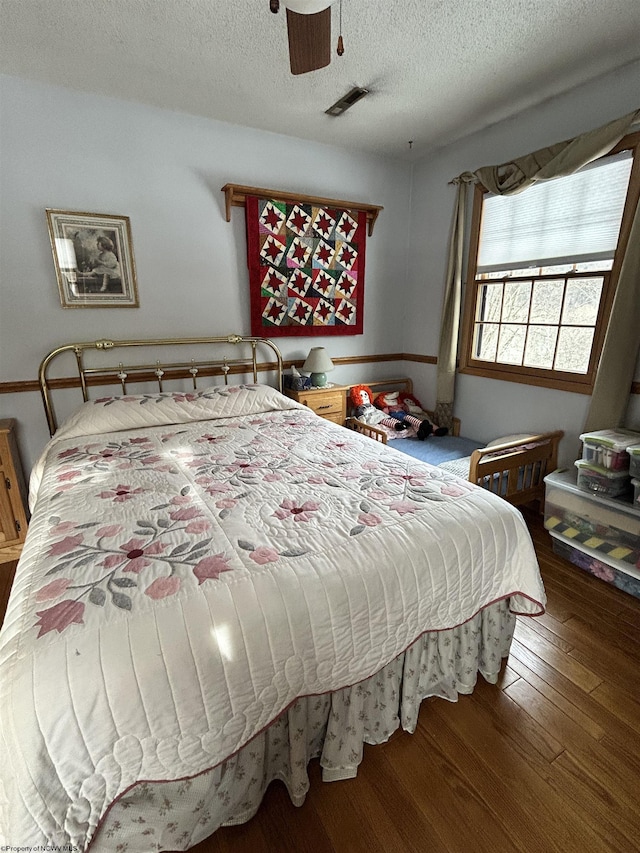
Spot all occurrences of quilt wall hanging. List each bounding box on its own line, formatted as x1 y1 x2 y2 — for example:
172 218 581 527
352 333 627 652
247 194 368 336
223 184 382 338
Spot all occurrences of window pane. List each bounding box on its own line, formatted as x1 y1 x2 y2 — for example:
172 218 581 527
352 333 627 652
477 152 632 271
538 263 575 275
555 327 595 373
574 260 613 273
502 280 531 322
473 323 499 361
477 282 502 322
497 324 526 365
561 277 603 325
524 325 558 368
530 279 564 324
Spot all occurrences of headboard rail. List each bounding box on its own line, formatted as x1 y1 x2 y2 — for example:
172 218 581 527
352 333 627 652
39 334 283 435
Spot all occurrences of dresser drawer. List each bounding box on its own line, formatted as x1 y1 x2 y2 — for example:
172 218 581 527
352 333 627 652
286 386 346 423
321 412 346 425
301 391 344 417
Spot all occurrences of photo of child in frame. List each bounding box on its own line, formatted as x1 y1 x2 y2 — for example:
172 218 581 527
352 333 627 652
66 227 124 295
47 209 139 308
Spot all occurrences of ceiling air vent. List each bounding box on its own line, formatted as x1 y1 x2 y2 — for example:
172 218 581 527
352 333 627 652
325 86 369 117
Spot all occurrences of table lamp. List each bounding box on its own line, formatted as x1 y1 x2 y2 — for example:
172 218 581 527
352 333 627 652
303 347 334 387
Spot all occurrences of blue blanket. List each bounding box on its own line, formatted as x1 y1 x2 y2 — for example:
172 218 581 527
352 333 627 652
388 434 483 466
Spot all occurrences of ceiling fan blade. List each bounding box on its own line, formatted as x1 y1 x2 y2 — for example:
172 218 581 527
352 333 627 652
286 7 331 75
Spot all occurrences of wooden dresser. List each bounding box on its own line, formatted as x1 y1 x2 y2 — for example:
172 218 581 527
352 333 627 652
284 385 347 425
0 419 29 563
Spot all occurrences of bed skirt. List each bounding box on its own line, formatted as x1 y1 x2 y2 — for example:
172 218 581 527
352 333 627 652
92 599 516 852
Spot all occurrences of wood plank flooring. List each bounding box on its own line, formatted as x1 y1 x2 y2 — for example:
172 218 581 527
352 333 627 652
1 510 638 852
192 508 640 853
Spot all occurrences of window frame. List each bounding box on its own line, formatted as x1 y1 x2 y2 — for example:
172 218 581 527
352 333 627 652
459 132 640 394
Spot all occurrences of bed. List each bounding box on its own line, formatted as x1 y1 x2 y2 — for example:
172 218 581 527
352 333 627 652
346 378 563 510
0 336 546 852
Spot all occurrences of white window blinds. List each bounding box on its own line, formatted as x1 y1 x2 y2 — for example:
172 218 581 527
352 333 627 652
477 150 633 273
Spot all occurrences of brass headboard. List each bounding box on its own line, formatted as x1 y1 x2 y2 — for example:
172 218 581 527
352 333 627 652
39 334 284 435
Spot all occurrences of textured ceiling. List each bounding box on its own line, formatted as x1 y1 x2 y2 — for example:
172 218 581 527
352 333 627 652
1 0 640 160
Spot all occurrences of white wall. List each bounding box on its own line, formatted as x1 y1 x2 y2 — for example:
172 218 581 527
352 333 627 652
406 59 640 466
0 75 412 472
2 65 639 477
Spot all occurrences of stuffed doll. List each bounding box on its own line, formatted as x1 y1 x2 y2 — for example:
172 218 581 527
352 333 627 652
398 391 448 437
374 390 448 440
349 385 410 432
398 391 449 435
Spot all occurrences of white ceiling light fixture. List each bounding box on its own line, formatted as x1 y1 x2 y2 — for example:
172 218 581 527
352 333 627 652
283 1 332 12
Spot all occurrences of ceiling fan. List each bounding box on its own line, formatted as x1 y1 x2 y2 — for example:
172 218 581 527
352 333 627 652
269 1 344 75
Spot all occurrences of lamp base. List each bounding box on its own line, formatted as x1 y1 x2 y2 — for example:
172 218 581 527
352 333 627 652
310 372 327 387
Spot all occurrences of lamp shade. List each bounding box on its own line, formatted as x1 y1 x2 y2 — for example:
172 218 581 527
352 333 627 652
303 347 334 387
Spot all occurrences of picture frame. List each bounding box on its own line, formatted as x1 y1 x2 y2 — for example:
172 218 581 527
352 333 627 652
46 209 139 308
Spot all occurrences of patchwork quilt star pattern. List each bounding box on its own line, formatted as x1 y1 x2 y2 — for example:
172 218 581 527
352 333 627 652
247 196 366 336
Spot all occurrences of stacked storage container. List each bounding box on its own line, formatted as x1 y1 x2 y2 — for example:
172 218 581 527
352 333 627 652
576 429 639 498
543 467 640 599
543 428 640 599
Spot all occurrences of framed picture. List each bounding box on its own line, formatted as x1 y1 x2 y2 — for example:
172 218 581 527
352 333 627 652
46 209 139 308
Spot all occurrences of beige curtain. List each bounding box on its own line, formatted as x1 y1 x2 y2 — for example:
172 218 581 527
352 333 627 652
434 176 471 429
582 198 640 431
435 108 640 429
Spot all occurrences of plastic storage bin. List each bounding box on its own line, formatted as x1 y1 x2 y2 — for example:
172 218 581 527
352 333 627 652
549 533 640 600
574 459 631 498
544 468 640 601
545 468 640 550
628 443 640 479
579 429 640 471
633 478 640 509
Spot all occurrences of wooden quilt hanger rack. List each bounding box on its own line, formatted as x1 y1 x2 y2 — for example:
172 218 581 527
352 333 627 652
221 183 383 236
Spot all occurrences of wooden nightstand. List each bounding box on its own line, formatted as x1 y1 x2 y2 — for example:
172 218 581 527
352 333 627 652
0 419 29 564
285 385 347 425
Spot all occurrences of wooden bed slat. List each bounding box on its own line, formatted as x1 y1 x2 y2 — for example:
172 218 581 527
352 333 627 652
469 431 564 510
345 417 388 443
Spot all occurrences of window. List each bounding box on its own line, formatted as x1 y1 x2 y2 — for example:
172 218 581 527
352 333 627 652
460 134 640 392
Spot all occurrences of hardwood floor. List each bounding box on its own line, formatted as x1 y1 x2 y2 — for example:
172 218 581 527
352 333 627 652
1 511 638 852
192 509 640 853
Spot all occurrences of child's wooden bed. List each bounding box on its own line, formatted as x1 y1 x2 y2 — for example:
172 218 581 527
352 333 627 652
345 378 563 511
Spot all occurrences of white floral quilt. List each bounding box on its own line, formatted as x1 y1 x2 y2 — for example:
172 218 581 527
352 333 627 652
0 384 545 850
